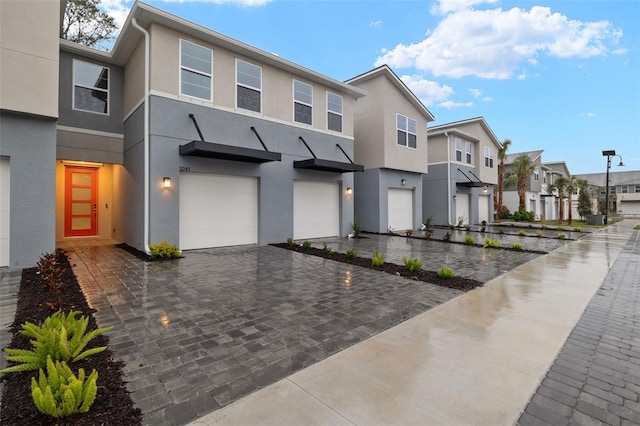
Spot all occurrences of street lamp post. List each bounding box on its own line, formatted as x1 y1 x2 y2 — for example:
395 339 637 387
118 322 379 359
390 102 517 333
602 150 624 225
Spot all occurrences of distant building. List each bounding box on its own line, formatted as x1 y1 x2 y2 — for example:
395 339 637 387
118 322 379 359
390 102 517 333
574 170 640 217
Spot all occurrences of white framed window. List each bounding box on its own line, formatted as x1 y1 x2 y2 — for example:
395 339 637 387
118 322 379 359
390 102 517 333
465 142 472 164
484 146 494 168
622 185 629 194
73 60 109 114
236 59 262 113
327 92 343 132
396 114 417 148
293 80 312 125
635 185 640 193
180 40 212 101
610 186 616 194
454 139 462 162
534 167 539 181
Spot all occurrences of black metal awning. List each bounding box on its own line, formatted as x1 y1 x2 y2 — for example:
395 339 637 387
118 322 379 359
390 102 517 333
293 137 364 172
456 168 490 187
179 141 281 163
180 114 281 163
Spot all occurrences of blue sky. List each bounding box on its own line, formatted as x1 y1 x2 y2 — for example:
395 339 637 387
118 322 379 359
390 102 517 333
102 0 639 175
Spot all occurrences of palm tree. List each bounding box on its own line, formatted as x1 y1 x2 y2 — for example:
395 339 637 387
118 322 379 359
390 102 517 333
495 138 512 219
565 176 586 225
504 153 535 211
549 176 570 225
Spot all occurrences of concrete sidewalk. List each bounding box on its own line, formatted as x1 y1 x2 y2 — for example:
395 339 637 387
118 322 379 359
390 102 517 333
190 220 635 426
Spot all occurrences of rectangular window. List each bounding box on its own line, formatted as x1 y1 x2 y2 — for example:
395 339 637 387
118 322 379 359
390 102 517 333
293 80 312 125
610 186 616 194
636 185 640 193
465 142 472 164
236 59 261 112
73 60 109 114
622 185 629 194
543 171 547 184
484 147 494 168
180 40 212 101
396 114 417 148
533 167 539 181
455 138 462 161
327 92 343 132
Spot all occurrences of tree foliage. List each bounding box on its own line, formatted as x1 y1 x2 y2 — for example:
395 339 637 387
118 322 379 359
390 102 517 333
62 0 118 49
504 153 535 211
495 138 512 218
577 182 593 218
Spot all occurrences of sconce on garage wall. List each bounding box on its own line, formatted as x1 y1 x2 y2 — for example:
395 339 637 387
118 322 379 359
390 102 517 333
163 177 172 189
482 185 488 194
401 179 406 186
345 187 353 196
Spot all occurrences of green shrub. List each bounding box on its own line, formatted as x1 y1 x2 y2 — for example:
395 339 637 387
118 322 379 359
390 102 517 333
463 235 475 245
557 226 565 231
573 226 581 232
346 248 357 259
541 225 547 230
322 242 334 254
402 257 422 272
464 225 471 231
423 215 433 229
286 237 294 247
37 251 65 293
483 238 500 248
302 240 312 250
512 243 523 250
372 250 385 267
498 228 505 234
149 240 181 259
1 311 112 373
31 356 98 418
517 230 526 236
351 217 361 237
558 233 567 240
634 224 640 231
437 267 455 279
513 209 535 222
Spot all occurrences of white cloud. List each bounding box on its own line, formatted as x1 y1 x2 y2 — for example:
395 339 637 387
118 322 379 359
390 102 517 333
580 112 597 117
369 20 383 28
431 0 499 15
438 100 474 109
469 88 482 98
101 0 131 31
160 0 271 4
482 96 493 102
376 1 624 79
399 74 454 106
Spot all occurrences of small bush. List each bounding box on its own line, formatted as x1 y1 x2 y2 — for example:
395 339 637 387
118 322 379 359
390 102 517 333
573 226 581 232
517 230 526 236
322 242 334 254
442 232 452 242
457 216 465 228
423 215 433 229
351 217 361 237
1 310 112 373
463 235 475 245
302 240 312 250
464 225 471 231
37 251 65 293
437 267 455 279
31 356 98 418
558 233 567 240
557 226 565 231
286 237 294 247
512 243 523 250
480 226 486 233
149 240 181 259
372 250 385 267
498 228 505 234
513 209 536 222
346 248 357 259
497 205 510 219
483 238 500 248
541 225 547 230
403 257 422 272
424 229 433 239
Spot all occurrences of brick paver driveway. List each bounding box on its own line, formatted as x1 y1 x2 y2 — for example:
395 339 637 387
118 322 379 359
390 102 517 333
58 234 552 425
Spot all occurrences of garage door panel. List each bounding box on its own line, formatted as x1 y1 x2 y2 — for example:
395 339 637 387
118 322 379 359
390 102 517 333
388 188 413 231
294 181 339 240
479 195 489 224
180 173 257 250
0 157 9 267
456 194 470 225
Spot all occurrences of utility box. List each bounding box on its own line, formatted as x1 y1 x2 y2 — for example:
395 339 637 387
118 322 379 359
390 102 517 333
586 214 604 225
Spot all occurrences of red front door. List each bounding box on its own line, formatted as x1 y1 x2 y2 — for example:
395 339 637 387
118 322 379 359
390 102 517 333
64 167 98 237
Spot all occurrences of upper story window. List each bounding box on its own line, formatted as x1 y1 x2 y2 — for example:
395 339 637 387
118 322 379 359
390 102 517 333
455 139 462 161
397 114 417 148
327 92 343 133
621 185 629 194
543 171 547 183
180 40 212 101
484 146 494 168
635 185 640 193
293 80 312 125
73 60 109 114
610 186 616 194
533 167 539 181
465 142 472 164
236 59 261 113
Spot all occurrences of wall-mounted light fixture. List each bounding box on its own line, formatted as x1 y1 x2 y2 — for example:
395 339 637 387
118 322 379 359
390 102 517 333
482 186 488 194
401 179 406 186
163 177 172 189
345 187 353 196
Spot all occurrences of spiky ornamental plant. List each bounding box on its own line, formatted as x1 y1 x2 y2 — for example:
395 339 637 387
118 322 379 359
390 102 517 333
31 355 98 418
1 310 112 373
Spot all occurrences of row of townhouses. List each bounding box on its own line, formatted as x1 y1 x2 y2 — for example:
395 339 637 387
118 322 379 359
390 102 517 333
2 1 636 269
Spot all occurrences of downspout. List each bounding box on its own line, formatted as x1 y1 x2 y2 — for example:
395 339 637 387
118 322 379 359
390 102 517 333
445 132 452 225
131 18 151 254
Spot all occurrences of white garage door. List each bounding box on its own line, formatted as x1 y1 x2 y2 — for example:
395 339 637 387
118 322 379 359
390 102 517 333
388 188 413 231
0 157 9 267
294 181 339 240
455 193 470 225
179 173 257 250
479 195 489 224
620 201 640 216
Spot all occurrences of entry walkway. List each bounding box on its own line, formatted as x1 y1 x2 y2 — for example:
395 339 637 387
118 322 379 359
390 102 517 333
191 220 635 425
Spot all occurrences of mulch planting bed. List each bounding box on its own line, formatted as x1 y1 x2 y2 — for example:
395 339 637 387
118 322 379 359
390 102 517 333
271 243 483 292
0 251 142 426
